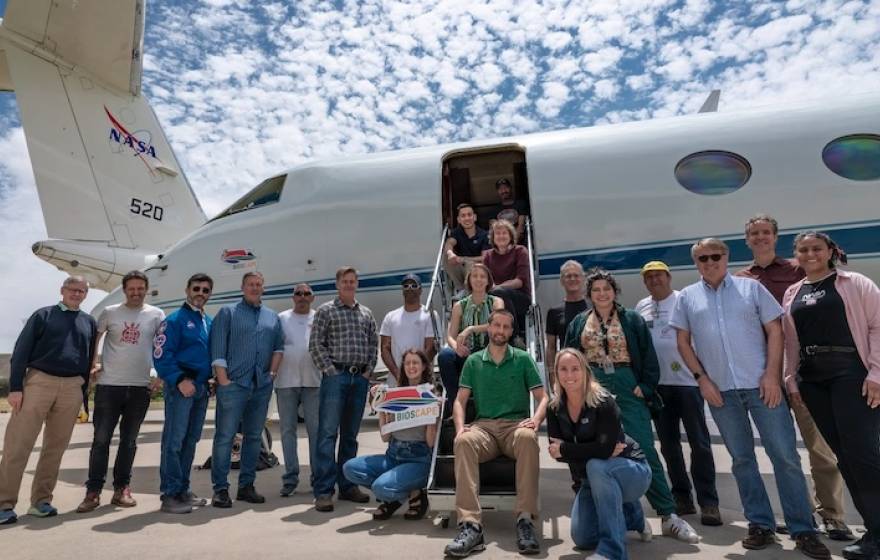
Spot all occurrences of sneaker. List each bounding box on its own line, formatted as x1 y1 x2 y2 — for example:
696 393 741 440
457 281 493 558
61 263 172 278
516 517 540 555
637 524 653 542
236 485 265 504
742 526 777 550
184 491 208 507
662 513 699 543
339 486 370 503
27 502 58 518
212 489 232 508
822 518 855 541
314 494 334 512
444 522 485 558
700 505 723 526
279 485 296 498
0 509 17 525
586 555 611 560
76 491 101 513
675 495 697 515
842 535 879 560
795 532 832 560
111 486 137 507
160 495 192 514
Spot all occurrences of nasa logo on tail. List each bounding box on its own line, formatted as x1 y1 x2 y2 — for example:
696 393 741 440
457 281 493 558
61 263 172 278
105 106 165 181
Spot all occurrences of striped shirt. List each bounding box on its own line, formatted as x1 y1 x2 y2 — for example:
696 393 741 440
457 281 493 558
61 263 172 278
309 297 378 375
210 298 284 388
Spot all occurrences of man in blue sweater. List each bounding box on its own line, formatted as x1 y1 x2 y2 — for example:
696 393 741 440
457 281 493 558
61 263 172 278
0 276 98 525
153 273 214 514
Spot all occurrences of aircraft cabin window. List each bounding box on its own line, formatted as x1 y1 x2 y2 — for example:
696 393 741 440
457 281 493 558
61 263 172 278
674 150 752 195
213 174 286 220
822 134 880 181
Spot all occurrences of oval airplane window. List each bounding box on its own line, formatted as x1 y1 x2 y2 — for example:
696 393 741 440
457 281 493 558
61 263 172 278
674 151 752 195
822 134 880 181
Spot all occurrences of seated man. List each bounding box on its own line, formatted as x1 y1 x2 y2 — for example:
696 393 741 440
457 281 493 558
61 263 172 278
486 178 528 242
445 203 490 292
445 310 548 558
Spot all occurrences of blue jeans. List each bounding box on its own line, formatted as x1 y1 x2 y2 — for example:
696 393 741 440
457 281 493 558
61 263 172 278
654 385 718 507
571 458 651 560
211 381 273 492
160 382 209 497
275 386 320 489
312 371 369 497
438 347 467 410
342 440 431 503
710 388 816 535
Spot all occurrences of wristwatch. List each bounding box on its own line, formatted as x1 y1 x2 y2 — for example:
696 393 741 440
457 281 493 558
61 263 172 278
692 370 704 381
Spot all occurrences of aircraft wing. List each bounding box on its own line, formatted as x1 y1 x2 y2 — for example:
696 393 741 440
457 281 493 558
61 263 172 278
1 0 144 95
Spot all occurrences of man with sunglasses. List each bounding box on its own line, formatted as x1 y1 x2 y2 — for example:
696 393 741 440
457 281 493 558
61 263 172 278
275 283 320 497
379 274 436 388
670 239 831 559
153 273 215 514
737 214 853 542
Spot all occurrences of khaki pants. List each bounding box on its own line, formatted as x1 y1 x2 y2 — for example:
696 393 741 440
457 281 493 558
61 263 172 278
0 370 84 509
445 257 480 292
791 399 846 521
453 418 539 525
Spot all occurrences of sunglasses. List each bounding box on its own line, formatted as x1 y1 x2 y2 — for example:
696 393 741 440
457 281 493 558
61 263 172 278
190 286 211 294
402 283 420 290
696 254 724 263
294 291 313 297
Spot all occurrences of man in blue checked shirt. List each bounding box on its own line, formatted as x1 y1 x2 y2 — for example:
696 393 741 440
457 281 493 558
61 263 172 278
153 273 214 514
209 271 284 508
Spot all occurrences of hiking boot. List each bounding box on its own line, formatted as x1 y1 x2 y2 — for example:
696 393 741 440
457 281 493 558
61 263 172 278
662 513 699 543
339 486 370 503
516 517 540 555
27 502 58 518
822 518 855 541
675 495 697 515
742 526 777 549
212 489 232 508
314 494 334 512
795 532 832 560
0 509 17 525
111 486 137 507
184 491 207 507
160 495 192 514
444 522 485 558
842 535 879 560
700 505 723 526
76 491 101 513
236 485 265 504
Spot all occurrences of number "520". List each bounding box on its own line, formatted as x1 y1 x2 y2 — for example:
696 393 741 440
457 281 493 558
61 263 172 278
130 198 164 221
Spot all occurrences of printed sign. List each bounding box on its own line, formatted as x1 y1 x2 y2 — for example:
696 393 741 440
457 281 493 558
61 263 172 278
371 383 442 435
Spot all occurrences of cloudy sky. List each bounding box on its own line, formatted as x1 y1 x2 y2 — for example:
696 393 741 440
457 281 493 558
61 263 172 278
0 0 879 350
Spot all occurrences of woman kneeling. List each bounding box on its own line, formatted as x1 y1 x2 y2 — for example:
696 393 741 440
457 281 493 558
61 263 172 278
343 349 438 520
547 348 652 560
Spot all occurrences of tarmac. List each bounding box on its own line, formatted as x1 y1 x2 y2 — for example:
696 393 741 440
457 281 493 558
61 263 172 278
0 408 864 560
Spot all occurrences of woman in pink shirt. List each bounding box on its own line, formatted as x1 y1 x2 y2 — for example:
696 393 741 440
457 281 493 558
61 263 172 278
781 231 880 560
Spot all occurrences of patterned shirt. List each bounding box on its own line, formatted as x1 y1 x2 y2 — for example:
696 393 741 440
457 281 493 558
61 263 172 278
580 311 631 364
210 298 284 388
309 297 378 375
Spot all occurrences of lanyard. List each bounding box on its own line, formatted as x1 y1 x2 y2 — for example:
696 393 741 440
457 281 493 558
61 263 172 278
597 310 614 358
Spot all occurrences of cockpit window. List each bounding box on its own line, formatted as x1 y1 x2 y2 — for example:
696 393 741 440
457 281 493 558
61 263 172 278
674 150 752 195
822 134 880 181
212 174 286 220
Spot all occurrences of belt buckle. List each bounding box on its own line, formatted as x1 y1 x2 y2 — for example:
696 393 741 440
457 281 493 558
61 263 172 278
347 365 360 374
804 345 817 356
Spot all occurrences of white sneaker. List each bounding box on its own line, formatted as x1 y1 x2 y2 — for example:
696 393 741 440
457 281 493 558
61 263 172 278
637 524 653 542
585 554 611 560
662 513 700 543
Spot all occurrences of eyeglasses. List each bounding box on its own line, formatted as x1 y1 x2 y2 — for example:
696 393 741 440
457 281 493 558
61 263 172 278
402 283 420 291
63 287 87 294
562 273 583 280
190 286 211 294
293 291 313 297
696 254 724 263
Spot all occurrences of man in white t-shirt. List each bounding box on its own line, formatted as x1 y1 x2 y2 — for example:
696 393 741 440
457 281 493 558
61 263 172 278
379 274 437 387
276 283 321 497
635 261 721 527
77 271 165 512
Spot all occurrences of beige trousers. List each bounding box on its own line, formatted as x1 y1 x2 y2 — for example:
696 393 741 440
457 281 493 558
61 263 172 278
453 418 539 525
791 399 846 521
0 370 84 509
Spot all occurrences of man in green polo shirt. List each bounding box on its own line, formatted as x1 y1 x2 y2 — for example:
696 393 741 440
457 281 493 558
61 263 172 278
444 310 548 558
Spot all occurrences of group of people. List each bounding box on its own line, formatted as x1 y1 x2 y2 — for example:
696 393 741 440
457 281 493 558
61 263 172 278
0 210 878 560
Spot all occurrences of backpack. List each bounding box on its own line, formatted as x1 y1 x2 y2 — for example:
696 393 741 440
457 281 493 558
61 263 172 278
199 425 278 470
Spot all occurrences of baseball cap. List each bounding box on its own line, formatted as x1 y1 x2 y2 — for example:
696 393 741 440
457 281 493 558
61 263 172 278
495 178 511 188
401 273 422 287
640 261 670 276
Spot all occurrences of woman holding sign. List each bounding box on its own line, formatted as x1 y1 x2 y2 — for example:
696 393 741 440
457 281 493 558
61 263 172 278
343 349 438 520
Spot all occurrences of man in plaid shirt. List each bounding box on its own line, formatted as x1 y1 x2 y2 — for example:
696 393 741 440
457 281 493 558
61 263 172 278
309 266 378 512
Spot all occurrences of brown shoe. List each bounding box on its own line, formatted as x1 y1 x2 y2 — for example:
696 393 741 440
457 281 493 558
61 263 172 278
111 486 137 508
76 491 100 513
339 487 370 503
314 495 334 512
742 526 777 550
795 533 832 560
700 505 723 526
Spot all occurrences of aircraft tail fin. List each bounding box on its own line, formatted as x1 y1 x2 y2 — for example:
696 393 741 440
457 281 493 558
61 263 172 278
0 1 205 290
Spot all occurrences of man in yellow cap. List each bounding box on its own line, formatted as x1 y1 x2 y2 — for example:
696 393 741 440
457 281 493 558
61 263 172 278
635 261 721 526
